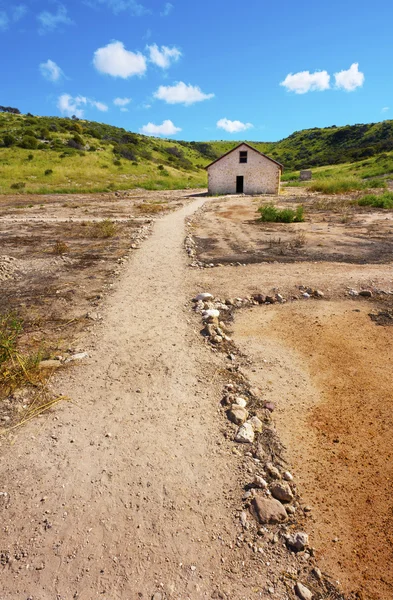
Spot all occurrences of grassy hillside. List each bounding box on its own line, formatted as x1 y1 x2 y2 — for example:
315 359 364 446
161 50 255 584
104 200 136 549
1 111 393 194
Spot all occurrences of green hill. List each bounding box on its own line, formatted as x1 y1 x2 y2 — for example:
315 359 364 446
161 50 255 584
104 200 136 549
1 110 393 194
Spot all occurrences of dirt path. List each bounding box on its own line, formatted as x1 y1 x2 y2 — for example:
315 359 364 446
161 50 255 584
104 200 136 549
232 301 393 600
0 198 246 599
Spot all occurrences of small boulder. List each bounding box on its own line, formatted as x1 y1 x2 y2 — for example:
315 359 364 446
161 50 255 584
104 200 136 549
234 396 247 408
295 582 313 600
359 290 372 297
287 531 309 551
252 475 268 489
247 416 263 433
265 463 281 479
250 496 288 524
203 309 220 319
312 290 324 298
235 422 255 444
253 294 265 304
195 293 214 301
270 482 293 503
227 405 249 425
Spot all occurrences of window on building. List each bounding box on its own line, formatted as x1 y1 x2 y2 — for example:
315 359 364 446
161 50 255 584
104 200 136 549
239 151 248 163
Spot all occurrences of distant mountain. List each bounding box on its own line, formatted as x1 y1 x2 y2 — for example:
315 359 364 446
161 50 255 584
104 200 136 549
1 110 393 193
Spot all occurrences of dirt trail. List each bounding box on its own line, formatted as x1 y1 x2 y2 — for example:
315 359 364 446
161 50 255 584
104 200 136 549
233 301 393 600
0 198 244 599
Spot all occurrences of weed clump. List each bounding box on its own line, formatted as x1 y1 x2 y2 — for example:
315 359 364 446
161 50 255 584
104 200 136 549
53 241 70 254
258 204 304 223
88 219 117 238
0 313 42 396
358 191 393 209
10 182 26 190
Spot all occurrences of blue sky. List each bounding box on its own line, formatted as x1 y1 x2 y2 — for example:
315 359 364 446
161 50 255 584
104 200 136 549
1 0 392 141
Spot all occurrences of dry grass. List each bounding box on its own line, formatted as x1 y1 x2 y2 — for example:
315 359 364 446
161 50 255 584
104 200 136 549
52 240 70 255
88 219 117 238
136 202 169 214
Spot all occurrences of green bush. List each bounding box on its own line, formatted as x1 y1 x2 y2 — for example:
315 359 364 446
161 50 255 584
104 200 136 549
364 178 386 188
10 182 26 190
358 191 393 209
3 134 15 147
258 204 304 223
44 169 53 176
20 135 38 150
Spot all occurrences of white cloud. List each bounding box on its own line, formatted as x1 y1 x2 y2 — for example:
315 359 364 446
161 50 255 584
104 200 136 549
280 69 330 94
0 11 9 30
92 100 108 111
154 81 214 105
140 119 181 136
217 118 253 133
334 63 364 92
12 5 27 22
0 4 27 30
120 107 128 112
147 44 181 69
93 41 147 78
87 0 150 15
37 3 73 33
160 2 173 16
114 97 131 106
40 59 64 82
57 94 108 118
382 106 390 113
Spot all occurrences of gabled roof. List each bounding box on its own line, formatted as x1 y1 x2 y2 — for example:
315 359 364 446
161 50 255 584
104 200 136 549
205 142 283 171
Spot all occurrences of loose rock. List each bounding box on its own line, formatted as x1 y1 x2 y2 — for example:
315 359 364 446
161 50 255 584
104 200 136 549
227 405 249 425
247 416 263 433
250 496 288 524
286 531 309 551
265 463 281 479
195 293 214 301
270 482 293 503
234 396 247 408
252 475 268 489
295 582 313 600
235 422 255 444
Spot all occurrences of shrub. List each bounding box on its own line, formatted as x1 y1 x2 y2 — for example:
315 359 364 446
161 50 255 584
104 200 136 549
3 134 15 147
113 159 121 166
258 204 304 223
358 192 393 209
28 154 34 161
44 169 53 176
365 178 386 188
10 182 26 190
20 135 38 150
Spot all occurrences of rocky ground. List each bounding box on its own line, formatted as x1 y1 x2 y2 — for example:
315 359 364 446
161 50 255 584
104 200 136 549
0 188 392 599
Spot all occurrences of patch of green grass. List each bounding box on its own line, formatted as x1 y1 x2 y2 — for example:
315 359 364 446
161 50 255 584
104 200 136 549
358 191 393 209
258 204 304 223
307 177 367 194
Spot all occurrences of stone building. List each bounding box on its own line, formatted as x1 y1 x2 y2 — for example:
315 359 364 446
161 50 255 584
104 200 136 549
205 142 283 195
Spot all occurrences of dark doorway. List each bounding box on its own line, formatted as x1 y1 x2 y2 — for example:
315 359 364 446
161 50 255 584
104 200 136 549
236 176 244 193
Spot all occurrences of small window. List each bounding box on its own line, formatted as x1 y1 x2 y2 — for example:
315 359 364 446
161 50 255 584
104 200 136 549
239 151 248 163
